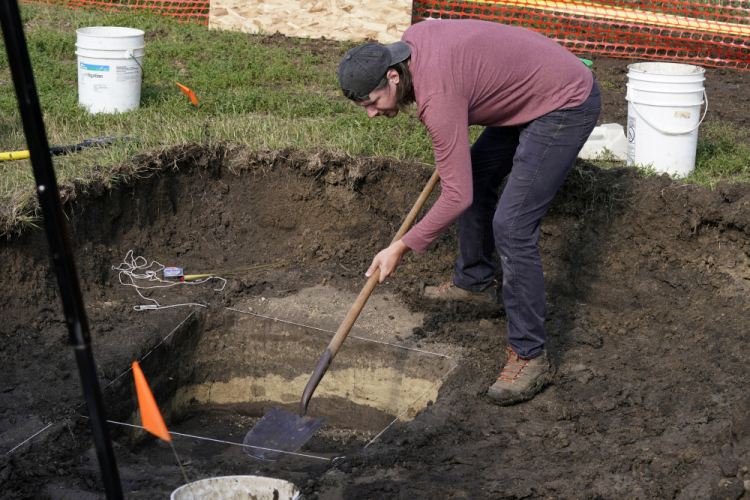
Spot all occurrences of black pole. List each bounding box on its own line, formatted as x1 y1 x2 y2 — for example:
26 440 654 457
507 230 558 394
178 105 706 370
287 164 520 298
0 3 124 499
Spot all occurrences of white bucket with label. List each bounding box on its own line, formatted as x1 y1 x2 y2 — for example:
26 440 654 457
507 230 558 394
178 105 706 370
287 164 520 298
76 27 145 114
171 475 301 500
625 62 707 177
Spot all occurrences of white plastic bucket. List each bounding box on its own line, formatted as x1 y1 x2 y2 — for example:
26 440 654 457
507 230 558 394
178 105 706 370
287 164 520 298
75 27 145 114
171 475 301 500
625 62 707 177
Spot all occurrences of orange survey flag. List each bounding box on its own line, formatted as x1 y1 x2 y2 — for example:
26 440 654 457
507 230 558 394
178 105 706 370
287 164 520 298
132 361 171 442
175 82 199 105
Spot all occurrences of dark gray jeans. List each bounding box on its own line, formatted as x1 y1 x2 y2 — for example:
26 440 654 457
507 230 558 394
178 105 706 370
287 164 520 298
453 78 601 359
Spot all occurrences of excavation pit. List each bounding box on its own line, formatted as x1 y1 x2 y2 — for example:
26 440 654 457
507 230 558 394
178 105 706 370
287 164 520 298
117 286 455 456
2 138 750 498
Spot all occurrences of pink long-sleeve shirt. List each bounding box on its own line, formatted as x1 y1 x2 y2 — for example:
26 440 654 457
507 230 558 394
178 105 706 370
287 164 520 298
400 20 594 253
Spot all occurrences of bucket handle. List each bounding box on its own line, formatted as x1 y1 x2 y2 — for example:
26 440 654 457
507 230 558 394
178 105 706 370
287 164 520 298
124 49 145 84
629 90 707 136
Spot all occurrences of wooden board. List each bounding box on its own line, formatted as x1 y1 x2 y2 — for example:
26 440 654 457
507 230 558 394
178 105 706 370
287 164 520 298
209 0 412 43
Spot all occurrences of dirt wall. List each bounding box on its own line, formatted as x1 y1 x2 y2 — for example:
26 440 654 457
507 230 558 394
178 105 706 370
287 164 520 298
1 144 750 499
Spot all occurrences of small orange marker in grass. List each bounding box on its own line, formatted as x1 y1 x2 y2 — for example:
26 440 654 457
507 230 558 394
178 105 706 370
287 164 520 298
132 362 189 483
175 82 199 105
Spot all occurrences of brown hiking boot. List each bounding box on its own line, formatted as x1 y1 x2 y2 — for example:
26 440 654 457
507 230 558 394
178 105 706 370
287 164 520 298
423 280 497 304
487 347 550 405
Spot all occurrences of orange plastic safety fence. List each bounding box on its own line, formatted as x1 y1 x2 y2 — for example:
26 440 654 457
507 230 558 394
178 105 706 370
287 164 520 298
19 0 209 24
412 0 750 69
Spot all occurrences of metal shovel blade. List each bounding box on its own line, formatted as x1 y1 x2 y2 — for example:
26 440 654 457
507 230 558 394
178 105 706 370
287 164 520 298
243 406 328 461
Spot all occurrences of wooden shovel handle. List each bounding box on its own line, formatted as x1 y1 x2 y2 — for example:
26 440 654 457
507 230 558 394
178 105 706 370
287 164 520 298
300 168 440 416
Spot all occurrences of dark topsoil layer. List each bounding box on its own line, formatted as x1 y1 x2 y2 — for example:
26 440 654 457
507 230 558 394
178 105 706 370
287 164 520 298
1 48 750 499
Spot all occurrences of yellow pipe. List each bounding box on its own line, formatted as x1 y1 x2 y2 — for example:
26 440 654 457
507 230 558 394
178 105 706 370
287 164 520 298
181 260 294 281
0 150 30 162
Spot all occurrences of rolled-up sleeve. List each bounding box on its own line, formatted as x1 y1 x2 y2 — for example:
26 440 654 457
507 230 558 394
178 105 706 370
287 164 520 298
402 93 473 253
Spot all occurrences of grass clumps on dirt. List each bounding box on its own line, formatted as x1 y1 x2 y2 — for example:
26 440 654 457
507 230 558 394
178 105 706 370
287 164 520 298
0 4 445 236
690 121 750 187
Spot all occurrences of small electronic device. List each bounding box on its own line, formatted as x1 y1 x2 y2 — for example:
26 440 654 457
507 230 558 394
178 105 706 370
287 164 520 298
163 267 184 278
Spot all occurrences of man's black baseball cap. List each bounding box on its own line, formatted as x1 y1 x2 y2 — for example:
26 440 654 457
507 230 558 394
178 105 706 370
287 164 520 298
338 41 411 101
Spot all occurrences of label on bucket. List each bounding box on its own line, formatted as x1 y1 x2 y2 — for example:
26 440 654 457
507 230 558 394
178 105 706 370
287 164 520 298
627 115 636 165
80 62 109 72
674 111 691 119
116 66 140 83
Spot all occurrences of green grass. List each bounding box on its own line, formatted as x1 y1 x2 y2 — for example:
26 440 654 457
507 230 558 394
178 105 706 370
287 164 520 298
0 4 748 236
0 4 448 235
689 121 750 187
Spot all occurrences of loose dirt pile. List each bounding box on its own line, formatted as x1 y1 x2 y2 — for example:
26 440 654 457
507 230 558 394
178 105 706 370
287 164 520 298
1 54 750 500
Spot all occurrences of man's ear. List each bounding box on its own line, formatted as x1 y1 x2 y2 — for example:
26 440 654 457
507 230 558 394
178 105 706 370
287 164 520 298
387 68 400 85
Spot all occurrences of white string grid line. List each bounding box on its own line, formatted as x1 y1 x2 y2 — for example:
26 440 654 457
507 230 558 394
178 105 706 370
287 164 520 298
79 418 331 462
113 250 225 311
84 309 199 404
224 307 452 359
5 423 54 455
225 307 459 452
7 253 213 456
6 311 197 455
7 305 459 462
364 363 458 449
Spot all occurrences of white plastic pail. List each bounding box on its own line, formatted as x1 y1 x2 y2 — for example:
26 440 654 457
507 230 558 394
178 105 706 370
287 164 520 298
171 475 301 500
75 27 145 114
625 62 707 177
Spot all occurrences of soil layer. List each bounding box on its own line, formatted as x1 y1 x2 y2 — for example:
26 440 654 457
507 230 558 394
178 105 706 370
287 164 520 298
1 51 750 500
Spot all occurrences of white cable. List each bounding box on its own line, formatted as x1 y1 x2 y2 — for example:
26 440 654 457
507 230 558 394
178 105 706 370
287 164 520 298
113 250 226 311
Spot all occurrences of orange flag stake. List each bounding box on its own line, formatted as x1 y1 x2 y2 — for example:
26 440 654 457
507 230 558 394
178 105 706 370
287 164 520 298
175 82 199 105
132 361 171 441
132 362 190 483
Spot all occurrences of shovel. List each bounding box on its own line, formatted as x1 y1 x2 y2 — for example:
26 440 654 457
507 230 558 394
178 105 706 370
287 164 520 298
243 168 441 460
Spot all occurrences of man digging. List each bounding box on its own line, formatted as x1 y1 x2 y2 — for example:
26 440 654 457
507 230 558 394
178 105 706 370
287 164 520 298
338 19 601 405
